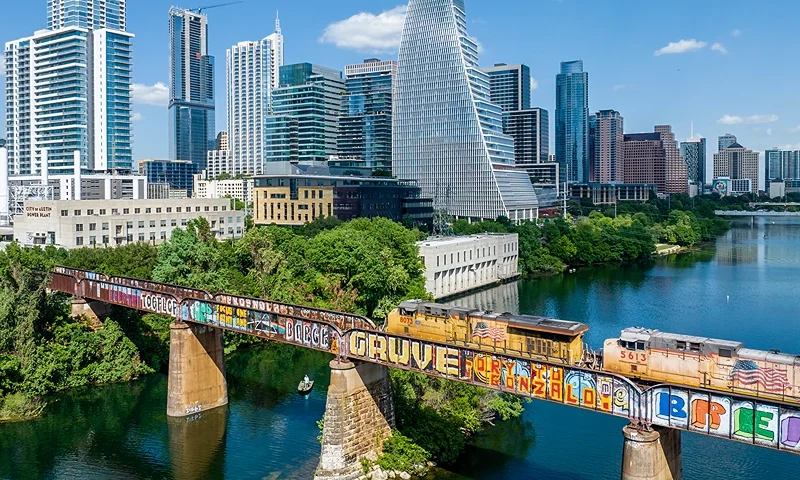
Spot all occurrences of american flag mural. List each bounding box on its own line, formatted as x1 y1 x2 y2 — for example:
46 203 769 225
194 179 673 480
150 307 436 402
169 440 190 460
472 321 505 342
730 360 791 392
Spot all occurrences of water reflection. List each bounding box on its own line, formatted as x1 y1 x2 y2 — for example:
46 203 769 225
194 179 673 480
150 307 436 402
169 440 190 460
168 407 227 480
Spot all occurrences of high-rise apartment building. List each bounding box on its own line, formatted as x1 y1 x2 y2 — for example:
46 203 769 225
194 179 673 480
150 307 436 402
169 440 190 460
765 149 800 181
218 21 283 176
393 0 538 221
713 143 760 193
623 125 687 194
215 132 228 151
718 133 737 152
680 137 707 185
591 110 624 183
265 63 345 163
5 0 133 176
483 63 530 112
169 7 215 173
506 109 549 165
338 59 396 170
265 13 284 93
555 60 589 183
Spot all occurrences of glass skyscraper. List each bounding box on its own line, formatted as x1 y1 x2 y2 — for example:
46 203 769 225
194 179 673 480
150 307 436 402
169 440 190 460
6 0 132 176
338 59 397 170
680 137 707 185
555 60 589 183
169 7 215 173
483 63 530 112
393 0 538 221
718 133 737 152
265 63 345 162
765 149 800 181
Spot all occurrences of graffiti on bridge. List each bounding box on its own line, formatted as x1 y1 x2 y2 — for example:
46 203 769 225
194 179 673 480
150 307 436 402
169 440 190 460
79 279 180 317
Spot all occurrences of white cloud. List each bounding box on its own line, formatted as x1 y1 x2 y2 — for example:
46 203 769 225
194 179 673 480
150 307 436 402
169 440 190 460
777 143 800 150
530 77 539 91
131 112 144 122
788 125 800 133
766 127 773 136
731 29 741 37
613 84 634 91
711 42 728 54
717 114 779 125
320 5 406 53
654 39 707 56
132 82 169 106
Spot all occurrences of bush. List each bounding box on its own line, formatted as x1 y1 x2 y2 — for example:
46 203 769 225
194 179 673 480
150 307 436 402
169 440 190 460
377 431 431 476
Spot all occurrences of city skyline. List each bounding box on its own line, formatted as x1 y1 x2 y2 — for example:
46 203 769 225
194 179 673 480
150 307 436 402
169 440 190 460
2 1 799 163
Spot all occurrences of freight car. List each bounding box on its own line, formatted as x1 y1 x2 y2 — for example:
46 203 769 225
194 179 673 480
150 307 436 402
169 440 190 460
604 327 800 403
385 300 590 365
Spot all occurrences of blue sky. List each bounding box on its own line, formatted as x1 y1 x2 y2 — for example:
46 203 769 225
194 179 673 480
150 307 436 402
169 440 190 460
2 0 800 164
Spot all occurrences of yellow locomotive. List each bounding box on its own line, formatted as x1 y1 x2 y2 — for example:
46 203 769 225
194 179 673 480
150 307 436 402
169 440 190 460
385 300 590 364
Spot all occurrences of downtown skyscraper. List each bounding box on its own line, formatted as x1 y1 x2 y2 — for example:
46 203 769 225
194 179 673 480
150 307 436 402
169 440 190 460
393 0 538 221
484 63 530 112
5 0 133 176
590 110 624 183
680 136 707 185
555 60 589 183
169 7 215 173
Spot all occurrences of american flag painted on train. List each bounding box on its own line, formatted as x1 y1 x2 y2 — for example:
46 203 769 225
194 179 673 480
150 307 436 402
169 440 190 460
730 360 791 392
472 322 505 342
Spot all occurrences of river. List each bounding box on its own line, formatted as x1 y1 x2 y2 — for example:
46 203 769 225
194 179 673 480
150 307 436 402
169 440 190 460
1 217 799 479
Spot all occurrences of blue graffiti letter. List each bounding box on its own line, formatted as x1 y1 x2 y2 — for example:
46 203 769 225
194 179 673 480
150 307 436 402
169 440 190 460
657 393 687 419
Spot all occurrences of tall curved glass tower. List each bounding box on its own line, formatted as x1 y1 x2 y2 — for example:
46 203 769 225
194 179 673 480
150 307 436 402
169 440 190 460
393 0 538 221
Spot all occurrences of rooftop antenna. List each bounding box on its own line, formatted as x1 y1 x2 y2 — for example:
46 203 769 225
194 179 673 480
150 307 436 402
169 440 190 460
690 120 694 140
187 1 243 14
275 10 281 34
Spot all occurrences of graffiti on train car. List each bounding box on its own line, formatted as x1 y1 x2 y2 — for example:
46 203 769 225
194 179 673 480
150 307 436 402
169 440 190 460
647 387 800 450
80 279 180 316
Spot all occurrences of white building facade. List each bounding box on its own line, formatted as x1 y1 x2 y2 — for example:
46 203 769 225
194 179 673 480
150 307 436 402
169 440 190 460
193 174 253 203
14 198 244 249
417 233 519 299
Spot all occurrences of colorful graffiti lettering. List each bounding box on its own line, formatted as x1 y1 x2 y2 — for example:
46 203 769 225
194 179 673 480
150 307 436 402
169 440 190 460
565 371 597 408
286 319 331 350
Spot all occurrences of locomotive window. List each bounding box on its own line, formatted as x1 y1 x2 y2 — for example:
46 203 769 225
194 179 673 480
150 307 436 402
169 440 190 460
689 342 701 353
636 341 646 350
719 348 733 358
676 341 686 351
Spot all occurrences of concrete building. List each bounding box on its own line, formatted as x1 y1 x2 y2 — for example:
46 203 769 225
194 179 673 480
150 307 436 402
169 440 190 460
265 63 345 163
718 133 737 152
591 110 624 183
569 183 656 205
483 63 530 112
506 108 549 165
417 233 519 299
215 132 228 151
193 174 253 203
169 7 215 173
338 59 397 171
393 0 538 222
138 159 194 196
251 162 432 228
555 60 590 183
6 0 133 176
13 198 243 249
713 142 760 194
623 126 687 194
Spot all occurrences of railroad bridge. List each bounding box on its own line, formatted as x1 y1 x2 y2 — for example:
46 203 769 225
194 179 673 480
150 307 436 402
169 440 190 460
49 267 800 480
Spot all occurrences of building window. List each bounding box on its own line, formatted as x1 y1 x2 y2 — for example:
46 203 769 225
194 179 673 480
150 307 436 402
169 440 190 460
222 206 227 211
171 219 177 227
61 210 69 217
138 221 144 228
160 220 167 227
87 209 94 215
102 235 109 245
195 206 201 212
100 209 106 215
213 206 218 211
149 221 156 228
135 208 141 214
304 190 308 199
150 232 156 240
181 219 188 226
319 190 324 198
145 208 151 214
156 208 162 213
160 232 167 240
89 223 96 231
75 237 83 246
166 207 172 213
75 224 83 232
102 223 109 231
204 206 210 212
138 233 145 241
111 209 119 215
126 221 133 229
89 236 96 245
123 208 130 214
176 207 182 213
74 210 81 216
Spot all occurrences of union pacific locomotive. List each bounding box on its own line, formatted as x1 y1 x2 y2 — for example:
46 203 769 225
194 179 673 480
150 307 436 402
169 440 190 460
386 301 800 404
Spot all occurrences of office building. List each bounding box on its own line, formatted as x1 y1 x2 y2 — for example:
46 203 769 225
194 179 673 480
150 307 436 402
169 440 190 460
713 143 760 194
138 159 195 196
591 110 624 183
251 162 432 228
680 137 707 185
169 7 215 172
193 174 254 203
338 59 397 170
505 108 549 166
14 198 243 248
765 149 800 181
483 63 530 112
718 134 737 152
416 233 519 299
218 23 283 176
6 0 133 176
623 126 687 194
569 183 657 204
555 60 589 183
265 63 345 163
393 0 539 222
215 132 228 151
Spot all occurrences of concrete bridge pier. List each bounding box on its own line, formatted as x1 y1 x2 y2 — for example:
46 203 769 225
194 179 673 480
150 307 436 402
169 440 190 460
315 360 394 480
70 298 111 327
621 424 682 480
167 322 228 417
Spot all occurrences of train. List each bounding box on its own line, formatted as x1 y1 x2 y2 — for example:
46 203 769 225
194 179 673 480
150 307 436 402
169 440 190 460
386 300 800 404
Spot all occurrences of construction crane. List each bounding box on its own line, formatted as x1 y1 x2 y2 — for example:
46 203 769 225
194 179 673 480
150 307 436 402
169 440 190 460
188 1 243 14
